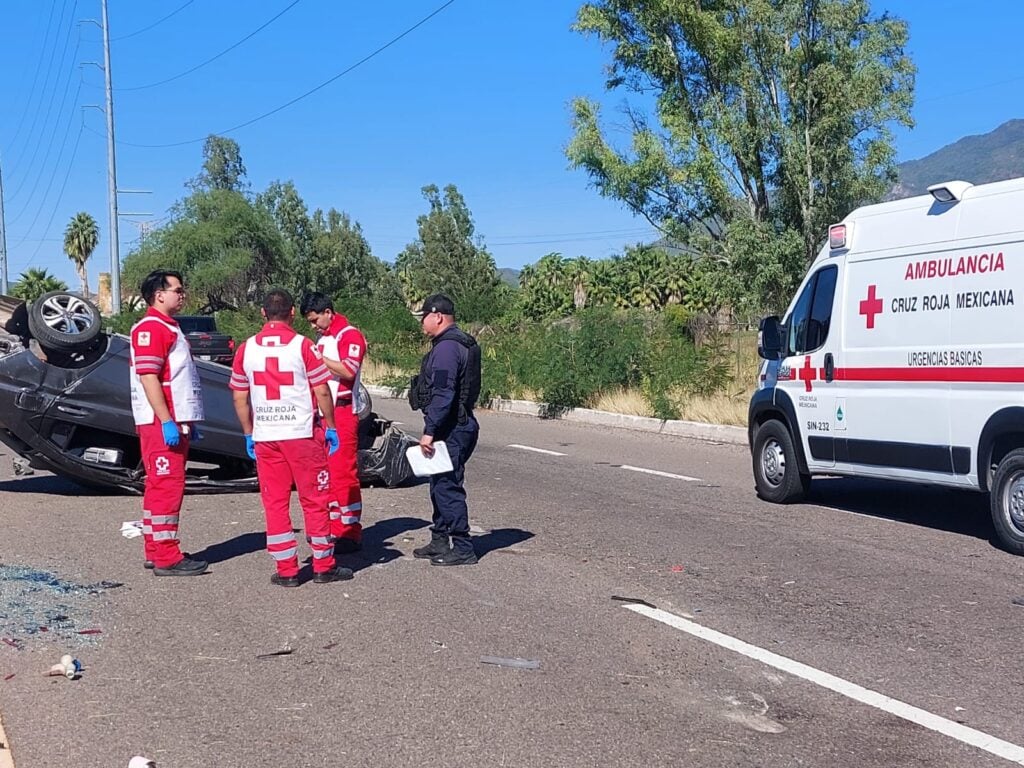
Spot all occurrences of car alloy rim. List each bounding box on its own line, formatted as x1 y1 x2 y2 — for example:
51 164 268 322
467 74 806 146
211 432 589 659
39 294 95 335
1003 471 1024 531
761 438 786 487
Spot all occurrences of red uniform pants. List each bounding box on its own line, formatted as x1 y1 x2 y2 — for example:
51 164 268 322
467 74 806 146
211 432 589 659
138 422 189 569
255 437 336 577
314 403 362 542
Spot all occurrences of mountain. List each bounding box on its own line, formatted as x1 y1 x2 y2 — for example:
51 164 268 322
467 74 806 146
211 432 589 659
498 267 520 286
891 119 1024 199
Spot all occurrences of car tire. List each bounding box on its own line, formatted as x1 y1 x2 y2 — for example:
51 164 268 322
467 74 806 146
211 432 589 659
27 291 102 351
752 419 810 503
989 448 1024 556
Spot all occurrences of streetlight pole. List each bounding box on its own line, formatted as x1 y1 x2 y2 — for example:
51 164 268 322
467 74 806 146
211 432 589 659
0 155 8 295
100 0 120 313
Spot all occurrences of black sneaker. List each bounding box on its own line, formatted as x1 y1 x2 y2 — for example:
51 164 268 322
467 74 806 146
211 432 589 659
313 565 354 583
271 573 300 588
430 549 478 566
152 557 208 577
334 538 361 555
413 536 450 559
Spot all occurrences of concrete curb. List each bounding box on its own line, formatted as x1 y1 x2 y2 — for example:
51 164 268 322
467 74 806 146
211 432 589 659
365 385 748 447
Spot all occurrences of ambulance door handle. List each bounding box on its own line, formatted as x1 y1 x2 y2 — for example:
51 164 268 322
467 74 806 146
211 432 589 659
824 353 835 383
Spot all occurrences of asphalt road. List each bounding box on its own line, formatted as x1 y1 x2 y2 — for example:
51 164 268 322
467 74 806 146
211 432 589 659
1 399 1024 768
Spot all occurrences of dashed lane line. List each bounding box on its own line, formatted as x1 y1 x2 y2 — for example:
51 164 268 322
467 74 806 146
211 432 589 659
620 464 700 482
507 444 568 457
625 603 1024 766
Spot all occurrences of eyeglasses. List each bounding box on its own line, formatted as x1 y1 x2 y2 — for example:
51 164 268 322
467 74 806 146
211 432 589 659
160 287 187 295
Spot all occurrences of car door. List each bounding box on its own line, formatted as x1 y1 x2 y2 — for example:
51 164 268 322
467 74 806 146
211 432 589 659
777 263 840 468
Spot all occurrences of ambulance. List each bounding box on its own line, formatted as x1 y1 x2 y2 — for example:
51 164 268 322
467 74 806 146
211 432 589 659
749 176 1024 554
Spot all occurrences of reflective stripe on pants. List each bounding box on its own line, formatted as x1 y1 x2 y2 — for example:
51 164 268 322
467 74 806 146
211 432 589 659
138 421 189 568
314 406 362 542
255 437 336 576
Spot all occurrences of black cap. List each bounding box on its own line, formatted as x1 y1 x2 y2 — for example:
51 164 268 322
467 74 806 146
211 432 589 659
412 293 455 318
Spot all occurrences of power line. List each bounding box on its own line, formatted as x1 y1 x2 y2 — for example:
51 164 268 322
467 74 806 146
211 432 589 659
111 0 196 42
7 13 81 197
6 0 76 175
118 0 304 92
115 0 457 149
11 113 85 252
7 79 84 226
24 125 86 266
4 0 61 151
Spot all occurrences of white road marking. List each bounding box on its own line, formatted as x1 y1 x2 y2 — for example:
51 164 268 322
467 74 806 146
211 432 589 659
507 444 567 456
620 464 700 482
625 603 1024 766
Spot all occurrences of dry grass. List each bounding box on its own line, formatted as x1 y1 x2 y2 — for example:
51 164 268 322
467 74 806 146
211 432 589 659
670 388 753 427
589 387 655 417
359 357 408 386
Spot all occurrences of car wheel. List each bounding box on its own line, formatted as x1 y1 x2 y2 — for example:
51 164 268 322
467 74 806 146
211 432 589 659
27 291 102 351
989 448 1024 555
752 419 810 503
355 381 373 421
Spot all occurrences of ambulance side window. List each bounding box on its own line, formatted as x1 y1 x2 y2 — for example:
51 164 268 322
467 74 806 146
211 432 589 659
787 265 838 355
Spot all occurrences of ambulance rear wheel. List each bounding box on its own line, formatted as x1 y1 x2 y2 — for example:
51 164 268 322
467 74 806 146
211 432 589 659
752 419 809 504
989 449 1024 555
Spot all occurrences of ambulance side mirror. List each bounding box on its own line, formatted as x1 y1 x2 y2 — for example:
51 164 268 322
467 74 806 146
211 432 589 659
758 316 785 360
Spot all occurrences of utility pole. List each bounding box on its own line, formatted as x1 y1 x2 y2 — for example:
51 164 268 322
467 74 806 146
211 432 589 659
100 0 121 313
0 155 8 295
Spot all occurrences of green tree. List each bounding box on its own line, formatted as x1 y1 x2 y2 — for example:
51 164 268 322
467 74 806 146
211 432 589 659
191 135 248 192
64 211 99 298
567 0 915 280
396 184 503 322
11 268 68 302
123 189 288 312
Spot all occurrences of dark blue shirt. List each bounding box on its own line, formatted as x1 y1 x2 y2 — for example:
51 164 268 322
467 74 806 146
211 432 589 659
423 326 472 437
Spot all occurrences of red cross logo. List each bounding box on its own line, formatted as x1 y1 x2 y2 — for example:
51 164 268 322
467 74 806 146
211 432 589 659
798 355 817 392
859 285 883 329
253 358 294 401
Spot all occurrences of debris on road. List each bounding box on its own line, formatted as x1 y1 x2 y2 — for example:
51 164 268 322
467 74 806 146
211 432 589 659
669 565 684 573
480 656 541 670
128 757 156 768
120 521 143 539
3 674 14 681
1011 597 1024 607
44 655 81 680
12 456 33 476
610 595 657 609
0 564 117 649
256 646 294 660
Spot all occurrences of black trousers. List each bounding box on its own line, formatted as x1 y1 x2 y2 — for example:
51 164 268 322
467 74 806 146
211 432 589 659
429 416 479 554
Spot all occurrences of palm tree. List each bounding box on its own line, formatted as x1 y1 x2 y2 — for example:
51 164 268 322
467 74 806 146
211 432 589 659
10 268 68 302
63 212 99 298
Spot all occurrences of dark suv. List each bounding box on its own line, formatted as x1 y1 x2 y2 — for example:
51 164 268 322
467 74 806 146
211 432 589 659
176 315 234 365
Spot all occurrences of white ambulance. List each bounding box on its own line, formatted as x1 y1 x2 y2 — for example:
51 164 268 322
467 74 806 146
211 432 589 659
750 176 1024 554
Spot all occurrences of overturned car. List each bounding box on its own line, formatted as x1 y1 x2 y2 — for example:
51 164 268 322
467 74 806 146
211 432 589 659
0 291 416 493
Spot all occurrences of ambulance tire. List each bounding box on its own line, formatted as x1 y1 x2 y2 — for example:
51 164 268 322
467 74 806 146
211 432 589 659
752 419 810 504
989 449 1024 555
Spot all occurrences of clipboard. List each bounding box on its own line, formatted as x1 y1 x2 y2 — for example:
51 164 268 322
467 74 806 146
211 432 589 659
405 441 454 476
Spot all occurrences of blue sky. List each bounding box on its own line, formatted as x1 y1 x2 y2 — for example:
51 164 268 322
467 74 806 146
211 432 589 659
1 0 1022 293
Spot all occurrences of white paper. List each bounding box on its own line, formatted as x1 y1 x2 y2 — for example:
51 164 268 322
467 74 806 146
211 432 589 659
120 521 143 539
405 441 454 476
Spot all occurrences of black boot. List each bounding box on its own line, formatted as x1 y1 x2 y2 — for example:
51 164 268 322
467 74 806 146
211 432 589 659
430 548 478 566
413 533 450 559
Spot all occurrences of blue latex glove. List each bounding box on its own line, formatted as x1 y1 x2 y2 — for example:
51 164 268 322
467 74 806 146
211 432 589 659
161 420 180 447
244 434 256 460
325 428 340 456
